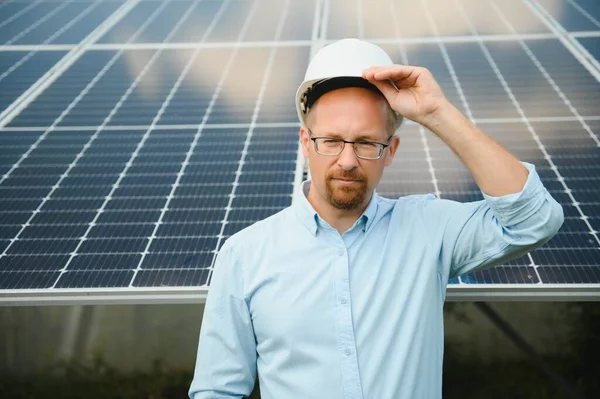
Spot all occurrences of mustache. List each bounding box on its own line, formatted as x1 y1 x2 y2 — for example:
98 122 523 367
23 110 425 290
328 171 365 181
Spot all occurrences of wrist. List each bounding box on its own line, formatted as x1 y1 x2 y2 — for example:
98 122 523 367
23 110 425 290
421 100 461 132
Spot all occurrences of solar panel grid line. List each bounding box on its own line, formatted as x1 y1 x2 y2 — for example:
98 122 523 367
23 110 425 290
47 31 600 51
312 0 325 47
421 0 474 122
87 40 313 51
0 0 142 128
0 0 44 32
572 31 600 38
3 0 73 46
5 118 600 134
50 0 220 289
356 0 364 40
1 30 598 53
0 122 302 132
0 32 582 52
454 6 600 255
130 0 235 286
208 0 294 282
0 201 286 219
350 33 563 44
0 44 75 51
565 0 600 29
524 0 600 82
485 0 600 147
473 116 600 124
320 0 331 41
0 167 298 178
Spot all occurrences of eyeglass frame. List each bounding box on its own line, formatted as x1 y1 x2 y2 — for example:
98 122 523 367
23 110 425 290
306 128 394 160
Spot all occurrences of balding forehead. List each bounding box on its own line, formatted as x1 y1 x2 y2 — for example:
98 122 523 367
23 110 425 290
305 87 389 128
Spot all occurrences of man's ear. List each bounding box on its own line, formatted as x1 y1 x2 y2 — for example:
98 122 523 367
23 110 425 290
300 127 310 157
384 135 400 166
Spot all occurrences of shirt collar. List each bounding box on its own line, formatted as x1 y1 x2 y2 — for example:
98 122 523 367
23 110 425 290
293 180 380 236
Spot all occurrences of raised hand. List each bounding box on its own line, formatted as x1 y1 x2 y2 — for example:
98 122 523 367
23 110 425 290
362 65 450 128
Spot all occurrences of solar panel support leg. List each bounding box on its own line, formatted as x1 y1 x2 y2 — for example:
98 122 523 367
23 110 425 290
473 302 583 399
58 306 83 360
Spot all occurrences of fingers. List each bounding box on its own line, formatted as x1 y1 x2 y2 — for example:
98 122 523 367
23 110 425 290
363 65 422 84
368 78 398 104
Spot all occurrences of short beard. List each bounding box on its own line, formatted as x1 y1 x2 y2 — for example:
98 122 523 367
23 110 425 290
325 173 368 210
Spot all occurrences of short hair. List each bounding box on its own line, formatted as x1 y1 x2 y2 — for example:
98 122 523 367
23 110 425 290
385 102 403 137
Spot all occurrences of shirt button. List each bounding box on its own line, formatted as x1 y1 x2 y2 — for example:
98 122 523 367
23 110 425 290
344 348 352 356
341 297 347 305
338 247 344 256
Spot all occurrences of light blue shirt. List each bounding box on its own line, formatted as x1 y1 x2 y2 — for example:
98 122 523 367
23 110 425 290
189 162 563 399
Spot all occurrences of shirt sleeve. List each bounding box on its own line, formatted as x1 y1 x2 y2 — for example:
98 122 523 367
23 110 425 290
421 162 564 280
189 240 257 399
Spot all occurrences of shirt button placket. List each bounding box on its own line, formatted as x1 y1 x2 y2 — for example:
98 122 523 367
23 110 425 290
334 242 364 399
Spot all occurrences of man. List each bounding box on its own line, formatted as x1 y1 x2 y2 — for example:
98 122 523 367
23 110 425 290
189 39 563 398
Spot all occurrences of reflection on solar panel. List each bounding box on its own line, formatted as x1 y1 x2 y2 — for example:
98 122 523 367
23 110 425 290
0 0 599 304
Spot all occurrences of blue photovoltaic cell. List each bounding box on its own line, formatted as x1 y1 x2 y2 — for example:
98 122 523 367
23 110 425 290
0 2 60 44
537 0 600 31
6 51 116 127
524 39 600 116
0 51 66 115
577 37 600 63
96 1 155 43
0 2 37 26
0 0 123 45
98 0 316 44
6 2 91 45
0 0 599 295
45 1 124 45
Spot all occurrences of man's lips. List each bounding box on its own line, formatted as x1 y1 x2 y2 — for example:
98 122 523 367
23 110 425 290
332 178 363 185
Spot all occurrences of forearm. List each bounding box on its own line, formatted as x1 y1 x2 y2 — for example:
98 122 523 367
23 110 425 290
424 101 529 197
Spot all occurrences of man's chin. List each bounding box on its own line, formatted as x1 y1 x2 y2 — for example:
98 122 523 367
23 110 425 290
328 188 366 210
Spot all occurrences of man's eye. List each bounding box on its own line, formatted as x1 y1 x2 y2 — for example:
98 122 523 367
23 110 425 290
323 139 340 144
358 142 378 148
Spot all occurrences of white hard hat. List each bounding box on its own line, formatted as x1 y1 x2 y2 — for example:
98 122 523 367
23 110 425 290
295 38 398 126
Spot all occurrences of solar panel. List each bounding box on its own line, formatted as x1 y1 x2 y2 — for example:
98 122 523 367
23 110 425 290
0 0 598 305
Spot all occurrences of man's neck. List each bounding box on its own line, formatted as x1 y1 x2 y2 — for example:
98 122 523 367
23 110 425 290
306 187 371 235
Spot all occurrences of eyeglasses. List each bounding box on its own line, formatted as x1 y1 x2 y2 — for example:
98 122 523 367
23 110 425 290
306 128 392 160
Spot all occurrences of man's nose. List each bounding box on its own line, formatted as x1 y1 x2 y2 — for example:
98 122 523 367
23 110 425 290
336 143 359 171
